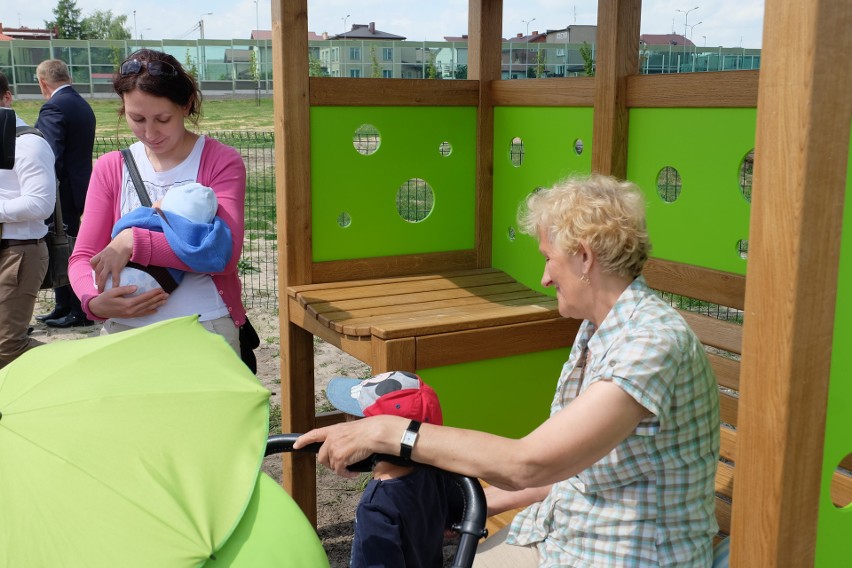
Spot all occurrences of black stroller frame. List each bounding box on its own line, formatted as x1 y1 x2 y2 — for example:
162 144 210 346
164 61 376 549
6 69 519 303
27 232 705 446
266 434 488 568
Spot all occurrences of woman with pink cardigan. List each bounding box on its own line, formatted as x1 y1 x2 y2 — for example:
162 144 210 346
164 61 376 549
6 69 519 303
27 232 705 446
69 49 247 353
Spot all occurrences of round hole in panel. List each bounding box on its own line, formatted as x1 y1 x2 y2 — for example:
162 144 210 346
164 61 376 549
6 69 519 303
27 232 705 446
353 124 381 155
737 239 749 260
337 212 352 228
439 141 453 156
656 166 682 203
832 453 852 509
396 178 435 223
573 139 584 155
508 226 516 242
510 137 524 167
739 149 755 203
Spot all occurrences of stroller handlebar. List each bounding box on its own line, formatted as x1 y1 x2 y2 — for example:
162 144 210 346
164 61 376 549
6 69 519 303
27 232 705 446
265 433 488 568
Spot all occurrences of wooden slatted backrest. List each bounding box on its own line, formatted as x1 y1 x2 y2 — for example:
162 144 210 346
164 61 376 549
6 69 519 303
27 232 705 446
645 258 852 538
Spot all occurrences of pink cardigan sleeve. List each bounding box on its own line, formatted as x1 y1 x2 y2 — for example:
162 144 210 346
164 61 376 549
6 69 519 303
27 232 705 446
129 138 246 276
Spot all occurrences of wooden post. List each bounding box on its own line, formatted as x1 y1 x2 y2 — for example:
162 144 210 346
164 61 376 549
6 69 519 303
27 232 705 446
591 0 641 179
468 0 502 268
732 0 852 565
271 0 317 524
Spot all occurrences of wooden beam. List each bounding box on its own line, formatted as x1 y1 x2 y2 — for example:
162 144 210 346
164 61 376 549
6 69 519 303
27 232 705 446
626 71 759 108
591 0 641 178
272 0 317 525
468 0 502 268
731 0 852 565
309 77 479 106
312 250 478 283
491 77 595 107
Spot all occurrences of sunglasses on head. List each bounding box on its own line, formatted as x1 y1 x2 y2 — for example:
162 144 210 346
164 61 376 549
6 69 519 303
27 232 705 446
120 59 178 78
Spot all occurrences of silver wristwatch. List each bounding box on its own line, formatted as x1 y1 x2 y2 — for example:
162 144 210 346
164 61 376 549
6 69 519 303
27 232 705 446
399 420 422 460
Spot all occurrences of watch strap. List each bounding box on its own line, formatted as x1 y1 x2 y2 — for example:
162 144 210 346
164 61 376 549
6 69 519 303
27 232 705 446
399 420 422 460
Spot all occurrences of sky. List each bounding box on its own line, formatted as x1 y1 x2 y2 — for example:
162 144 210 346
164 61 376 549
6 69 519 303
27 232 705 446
8 0 765 49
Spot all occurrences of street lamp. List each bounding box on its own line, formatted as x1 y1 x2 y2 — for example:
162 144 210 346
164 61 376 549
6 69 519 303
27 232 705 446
690 21 703 41
522 17 536 36
140 27 151 41
254 0 259 33
342 14 350 32
198 12 212 82
133 10 137 41
199 12 212 40
675 6 699 57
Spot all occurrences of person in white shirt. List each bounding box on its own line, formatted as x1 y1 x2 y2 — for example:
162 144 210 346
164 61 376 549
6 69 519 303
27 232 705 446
0 71 57 368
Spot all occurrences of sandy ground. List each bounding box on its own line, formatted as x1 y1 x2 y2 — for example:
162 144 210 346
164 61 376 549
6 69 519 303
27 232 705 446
28 295 461 567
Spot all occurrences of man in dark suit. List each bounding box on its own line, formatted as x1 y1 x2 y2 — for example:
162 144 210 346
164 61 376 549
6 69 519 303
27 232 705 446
34 59 96 328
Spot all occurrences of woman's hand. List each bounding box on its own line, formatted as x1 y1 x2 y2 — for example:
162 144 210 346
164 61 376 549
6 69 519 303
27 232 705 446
88 286 169 320
90 228 134 292
295 415 405 478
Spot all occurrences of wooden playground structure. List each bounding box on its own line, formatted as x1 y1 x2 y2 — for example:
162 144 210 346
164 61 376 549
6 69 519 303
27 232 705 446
271 0 851 565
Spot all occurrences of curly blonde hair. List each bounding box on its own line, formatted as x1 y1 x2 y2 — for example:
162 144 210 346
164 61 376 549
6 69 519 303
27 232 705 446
518 174 651 278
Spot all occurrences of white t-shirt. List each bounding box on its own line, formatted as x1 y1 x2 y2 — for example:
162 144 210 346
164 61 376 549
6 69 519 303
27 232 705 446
112 136 230 326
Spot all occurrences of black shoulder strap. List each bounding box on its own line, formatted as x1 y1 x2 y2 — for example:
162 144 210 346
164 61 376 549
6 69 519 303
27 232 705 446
16 125 44 138
120 148 153 207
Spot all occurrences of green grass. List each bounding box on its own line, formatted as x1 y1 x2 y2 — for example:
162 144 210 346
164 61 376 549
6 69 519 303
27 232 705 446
13 96 275 137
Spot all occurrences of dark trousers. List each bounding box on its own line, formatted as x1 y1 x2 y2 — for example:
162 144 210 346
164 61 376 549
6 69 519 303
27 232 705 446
53 201 83 317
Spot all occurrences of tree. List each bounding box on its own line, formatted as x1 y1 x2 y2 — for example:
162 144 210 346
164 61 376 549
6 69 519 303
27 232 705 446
82 10 131 40
46 0 85 39
183 50 199 79
580 41 595 77
370 46 381 78
534 49 546 78
308 56 327 77
453 64 468 79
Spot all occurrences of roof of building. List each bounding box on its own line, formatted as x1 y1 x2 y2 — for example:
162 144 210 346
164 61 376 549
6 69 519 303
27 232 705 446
0 23 54 40
640 33 695 47
335 22 405 41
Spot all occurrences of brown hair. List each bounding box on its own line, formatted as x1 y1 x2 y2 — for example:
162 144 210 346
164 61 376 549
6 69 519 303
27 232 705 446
113 49 202 124
0 71 9 97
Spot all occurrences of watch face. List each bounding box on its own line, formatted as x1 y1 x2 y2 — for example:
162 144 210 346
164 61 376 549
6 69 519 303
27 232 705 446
402 431 417 447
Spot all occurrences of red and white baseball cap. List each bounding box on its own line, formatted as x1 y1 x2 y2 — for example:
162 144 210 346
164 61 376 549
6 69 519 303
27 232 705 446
325 371 443 425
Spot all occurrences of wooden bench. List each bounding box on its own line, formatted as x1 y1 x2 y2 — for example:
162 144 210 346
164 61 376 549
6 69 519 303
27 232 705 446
483 258 852 542
288 268 577 374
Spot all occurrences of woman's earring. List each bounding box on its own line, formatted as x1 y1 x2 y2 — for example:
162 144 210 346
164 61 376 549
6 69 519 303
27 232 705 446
580 273 590 286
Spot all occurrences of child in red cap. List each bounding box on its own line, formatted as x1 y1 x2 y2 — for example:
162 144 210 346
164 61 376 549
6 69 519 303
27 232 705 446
326 371 462 568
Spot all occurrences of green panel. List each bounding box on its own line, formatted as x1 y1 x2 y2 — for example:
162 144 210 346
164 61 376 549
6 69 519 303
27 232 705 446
492 107 594 292
626 108 756 274
815 132 852 566
419 347 572 438
310 106 477 261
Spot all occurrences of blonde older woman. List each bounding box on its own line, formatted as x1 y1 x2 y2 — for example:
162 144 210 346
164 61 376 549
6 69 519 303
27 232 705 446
297 174 720 568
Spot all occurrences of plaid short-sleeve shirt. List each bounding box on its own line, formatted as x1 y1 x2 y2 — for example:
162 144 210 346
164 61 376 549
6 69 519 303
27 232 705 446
508 276 720 567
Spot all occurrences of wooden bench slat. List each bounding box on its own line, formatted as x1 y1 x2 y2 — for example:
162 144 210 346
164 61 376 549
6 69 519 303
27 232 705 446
308 282 535 317
645 258 746 310
716 498 732 536
716 461 735 499
720 391 738 428
831 469 852 508
323 289 550 327
344 297 560 338
296 271 517 305
708 354 740 392
320 291 548 328
720 426 737 462
679 310 743 354
288 267 505 297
